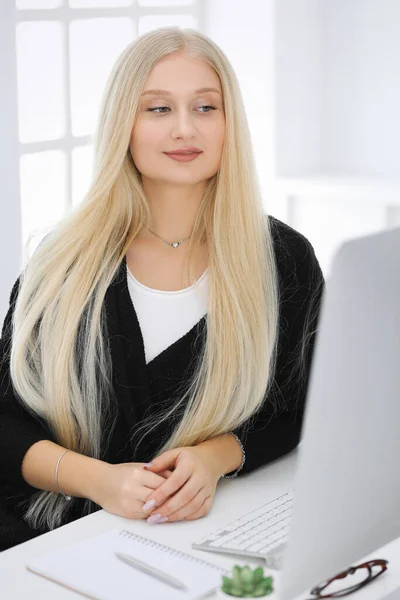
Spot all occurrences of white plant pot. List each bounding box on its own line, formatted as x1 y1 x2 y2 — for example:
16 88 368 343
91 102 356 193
214 589 235 599
215 588 270 599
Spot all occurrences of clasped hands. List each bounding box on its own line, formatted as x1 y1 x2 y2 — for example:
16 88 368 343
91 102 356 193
95 445 222 525
142 445 221 524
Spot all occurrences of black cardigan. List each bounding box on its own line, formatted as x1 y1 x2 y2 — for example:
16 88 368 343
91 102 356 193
0 216 325 551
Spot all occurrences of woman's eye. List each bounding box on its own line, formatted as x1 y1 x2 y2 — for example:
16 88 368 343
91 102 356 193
147 105 217 114
197 105 217 113
147 106 169 114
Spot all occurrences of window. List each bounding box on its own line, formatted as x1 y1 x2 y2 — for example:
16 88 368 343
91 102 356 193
12 0 200 252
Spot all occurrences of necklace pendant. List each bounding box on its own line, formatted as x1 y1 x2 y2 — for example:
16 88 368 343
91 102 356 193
172 242 180 248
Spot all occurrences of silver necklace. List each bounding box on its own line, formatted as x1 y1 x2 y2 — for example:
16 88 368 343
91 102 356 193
146 227 191 248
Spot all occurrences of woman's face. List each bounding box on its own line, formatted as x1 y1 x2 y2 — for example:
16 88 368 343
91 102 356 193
130 52 225 186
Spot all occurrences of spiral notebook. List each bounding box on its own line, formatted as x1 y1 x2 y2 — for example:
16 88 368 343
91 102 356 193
26 528 229 600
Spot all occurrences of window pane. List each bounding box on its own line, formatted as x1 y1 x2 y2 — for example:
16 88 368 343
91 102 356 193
16 22 65 143
20 151 67 253
72 145 94 207
138 14 196 35
69 0 132 7
70 18 134 137
16 0 63 8
138 0 194 5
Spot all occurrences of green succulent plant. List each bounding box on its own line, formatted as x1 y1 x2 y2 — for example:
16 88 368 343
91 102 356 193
221 564 273 597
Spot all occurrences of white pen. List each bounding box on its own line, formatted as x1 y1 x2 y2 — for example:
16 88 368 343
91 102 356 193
115 552 189 592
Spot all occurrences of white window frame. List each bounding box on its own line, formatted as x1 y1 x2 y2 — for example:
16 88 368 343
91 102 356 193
1 0 205 316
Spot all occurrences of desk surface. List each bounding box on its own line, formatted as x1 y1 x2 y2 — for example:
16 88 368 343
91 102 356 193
1 451 399 600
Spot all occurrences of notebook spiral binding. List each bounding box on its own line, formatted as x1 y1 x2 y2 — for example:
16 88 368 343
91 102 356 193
119 530 229 575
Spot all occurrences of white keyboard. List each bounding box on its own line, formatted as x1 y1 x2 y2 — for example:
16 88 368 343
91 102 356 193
192 490 294 570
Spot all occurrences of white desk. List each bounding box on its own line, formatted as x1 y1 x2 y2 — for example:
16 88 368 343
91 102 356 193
1 451 399 600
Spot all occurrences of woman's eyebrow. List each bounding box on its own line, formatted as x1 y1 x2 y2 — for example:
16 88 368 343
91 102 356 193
141 87 221 96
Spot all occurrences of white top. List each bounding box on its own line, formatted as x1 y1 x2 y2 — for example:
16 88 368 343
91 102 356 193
126 264 209 364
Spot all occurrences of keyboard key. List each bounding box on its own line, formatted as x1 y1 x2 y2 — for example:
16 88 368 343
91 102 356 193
223 523 242 532
246 542 266 552
223 542 245 550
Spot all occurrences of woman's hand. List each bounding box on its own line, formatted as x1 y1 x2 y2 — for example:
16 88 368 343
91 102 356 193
141 446 222 524
91 462 174 520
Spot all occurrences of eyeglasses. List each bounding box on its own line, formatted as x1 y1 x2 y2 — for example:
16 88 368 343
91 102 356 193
306 559 388 599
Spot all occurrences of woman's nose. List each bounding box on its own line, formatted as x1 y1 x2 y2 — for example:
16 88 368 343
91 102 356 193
170 109 197 136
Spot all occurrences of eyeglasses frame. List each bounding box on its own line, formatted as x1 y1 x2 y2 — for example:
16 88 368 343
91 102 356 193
307 558 389 599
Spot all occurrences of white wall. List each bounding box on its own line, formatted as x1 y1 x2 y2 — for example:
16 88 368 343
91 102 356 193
0 2 21 324
322 0 400 179
273 0 400 275
275 0 323 177
274 0 400 180
205 0 278 208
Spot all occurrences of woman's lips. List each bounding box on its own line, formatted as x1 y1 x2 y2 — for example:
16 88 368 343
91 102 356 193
163 152 202 162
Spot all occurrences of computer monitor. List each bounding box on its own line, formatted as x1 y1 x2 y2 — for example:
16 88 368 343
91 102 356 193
279 226 400 599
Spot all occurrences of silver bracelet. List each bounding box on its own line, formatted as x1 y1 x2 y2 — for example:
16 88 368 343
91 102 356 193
55 449 72 501
221 432 246 479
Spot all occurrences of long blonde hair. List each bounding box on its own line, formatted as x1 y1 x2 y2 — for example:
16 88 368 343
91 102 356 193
8 27 280 531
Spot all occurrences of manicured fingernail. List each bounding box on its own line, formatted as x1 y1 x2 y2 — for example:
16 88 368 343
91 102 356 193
144 462 153 467
147 513 168 524
142 499 157 511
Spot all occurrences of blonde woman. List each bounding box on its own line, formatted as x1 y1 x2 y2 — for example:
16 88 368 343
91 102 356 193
0 27 324 551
